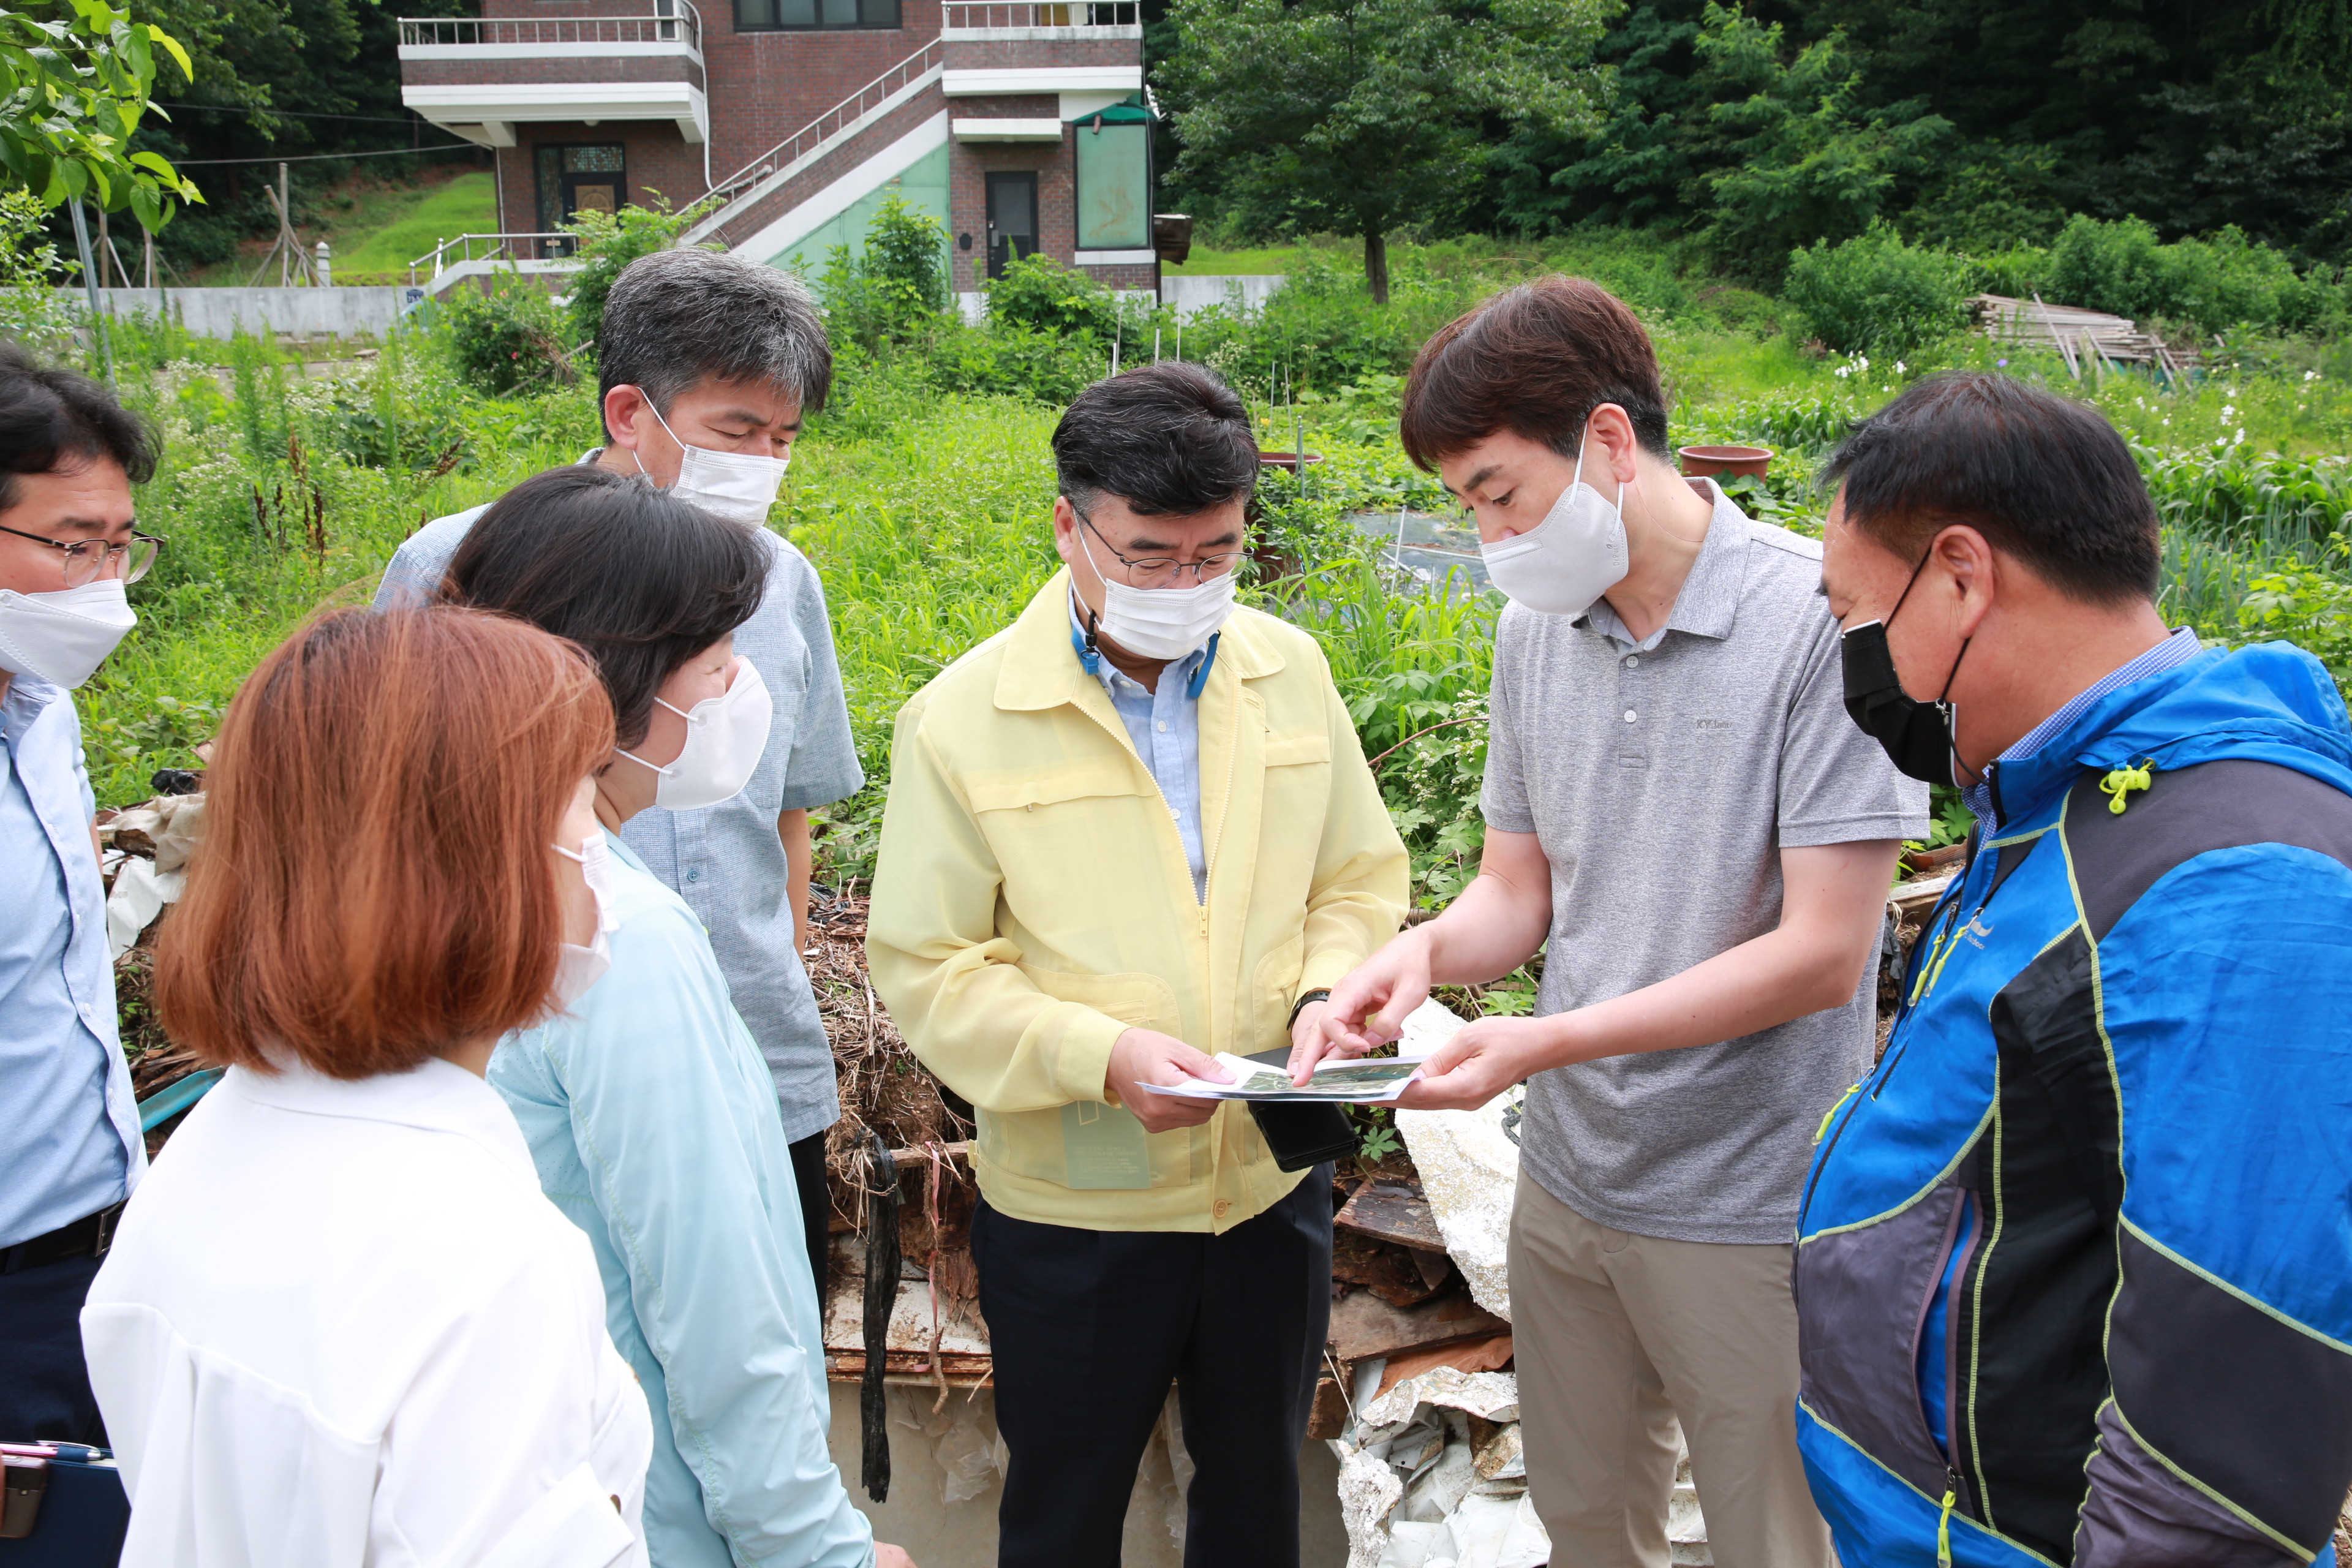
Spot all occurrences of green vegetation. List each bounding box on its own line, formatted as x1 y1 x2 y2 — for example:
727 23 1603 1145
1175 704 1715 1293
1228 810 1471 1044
63 236 2352 936
1158 0 1613 301
306 170 499 285
0 0 198 228
1158 0 2352 312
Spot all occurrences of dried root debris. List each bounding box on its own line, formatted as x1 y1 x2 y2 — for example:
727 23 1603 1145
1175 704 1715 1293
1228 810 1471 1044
807 892 974 1235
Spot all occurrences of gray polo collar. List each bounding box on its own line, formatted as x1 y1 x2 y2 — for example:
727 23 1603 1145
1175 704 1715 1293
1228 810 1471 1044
1579 478 1746 647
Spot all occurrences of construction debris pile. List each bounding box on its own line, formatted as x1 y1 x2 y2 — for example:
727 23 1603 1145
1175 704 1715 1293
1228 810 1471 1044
1970 294 2202 384
95 780 214 1151
804 892 1715 1563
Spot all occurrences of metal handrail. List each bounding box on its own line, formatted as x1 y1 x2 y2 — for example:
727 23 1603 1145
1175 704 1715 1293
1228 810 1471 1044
399 0 703 53
941 1 1137 26
705 37 941 200
406 232 576 285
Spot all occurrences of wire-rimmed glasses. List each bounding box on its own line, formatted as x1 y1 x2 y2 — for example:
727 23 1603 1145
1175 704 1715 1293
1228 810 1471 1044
0 524 165 589
1075 506 1245 588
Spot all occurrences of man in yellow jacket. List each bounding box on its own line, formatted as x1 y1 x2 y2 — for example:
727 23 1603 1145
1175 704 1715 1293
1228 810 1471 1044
869 363 1407 1568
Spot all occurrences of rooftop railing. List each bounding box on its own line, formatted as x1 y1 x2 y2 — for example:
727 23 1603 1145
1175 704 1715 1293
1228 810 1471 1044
399 2 701 54
940 1 1139 29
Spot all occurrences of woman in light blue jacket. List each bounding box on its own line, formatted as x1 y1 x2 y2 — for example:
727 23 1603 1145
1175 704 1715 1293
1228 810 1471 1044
443 466 912 1568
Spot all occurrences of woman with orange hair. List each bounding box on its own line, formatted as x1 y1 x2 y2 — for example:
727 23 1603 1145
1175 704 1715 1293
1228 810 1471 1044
80 606 655 1567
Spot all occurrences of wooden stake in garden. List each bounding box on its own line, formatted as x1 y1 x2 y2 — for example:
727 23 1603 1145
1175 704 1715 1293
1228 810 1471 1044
248 164 322 288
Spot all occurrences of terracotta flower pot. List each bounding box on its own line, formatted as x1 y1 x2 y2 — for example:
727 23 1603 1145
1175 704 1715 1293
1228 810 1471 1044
1677 444 1774 480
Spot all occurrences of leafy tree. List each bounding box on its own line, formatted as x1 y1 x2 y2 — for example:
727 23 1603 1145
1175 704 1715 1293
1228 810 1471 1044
1485 0 1709 233
1779 0 2351 261
564 192 717 352
1157 0 1613 303
0 185 78 345
1 0 200 229
1687 4 1949 283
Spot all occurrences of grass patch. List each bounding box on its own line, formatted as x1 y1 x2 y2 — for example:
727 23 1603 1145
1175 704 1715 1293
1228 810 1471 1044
321 172 503 284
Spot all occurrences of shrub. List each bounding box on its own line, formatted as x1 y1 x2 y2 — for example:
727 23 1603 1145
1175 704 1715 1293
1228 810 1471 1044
440 281 576 396
1784 224 1973 356
985 252 1117 340
817 194 952 353
0 189 78 351
2042 215 2347 336
562 193 714 352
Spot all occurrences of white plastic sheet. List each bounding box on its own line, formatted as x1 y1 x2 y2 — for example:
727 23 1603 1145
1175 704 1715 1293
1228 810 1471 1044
102 794 205 960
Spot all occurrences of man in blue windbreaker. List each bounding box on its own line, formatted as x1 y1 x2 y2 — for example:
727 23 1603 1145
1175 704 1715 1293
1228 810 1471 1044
1800 371 2352 1567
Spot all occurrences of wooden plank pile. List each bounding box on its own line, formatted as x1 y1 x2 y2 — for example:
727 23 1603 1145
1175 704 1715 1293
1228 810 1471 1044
1970 293 2200 384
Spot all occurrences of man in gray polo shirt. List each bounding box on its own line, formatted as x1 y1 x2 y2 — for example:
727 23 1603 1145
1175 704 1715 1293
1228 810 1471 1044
376 250 863 1291
1305 277 1925 1567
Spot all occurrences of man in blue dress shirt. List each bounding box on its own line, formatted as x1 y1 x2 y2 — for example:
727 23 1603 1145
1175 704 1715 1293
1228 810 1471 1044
0 344 160 1442
377 250 865 1289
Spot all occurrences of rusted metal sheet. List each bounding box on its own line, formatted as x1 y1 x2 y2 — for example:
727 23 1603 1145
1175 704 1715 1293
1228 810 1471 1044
1328 1281 1511 1362
1335 1178 1448 1253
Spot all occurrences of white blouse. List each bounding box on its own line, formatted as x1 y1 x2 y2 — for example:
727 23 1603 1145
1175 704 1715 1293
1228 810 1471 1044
82 1055 654 1568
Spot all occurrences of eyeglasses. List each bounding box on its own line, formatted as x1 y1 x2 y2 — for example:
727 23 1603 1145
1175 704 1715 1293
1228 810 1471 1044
1076 507 1245 588
0 523 165 589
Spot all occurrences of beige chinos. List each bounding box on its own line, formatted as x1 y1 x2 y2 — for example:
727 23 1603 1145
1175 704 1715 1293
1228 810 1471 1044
1507 1172 1833 1568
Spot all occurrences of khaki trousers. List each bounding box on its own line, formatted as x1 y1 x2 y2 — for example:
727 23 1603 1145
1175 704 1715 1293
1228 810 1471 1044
1507 1171 1832 1568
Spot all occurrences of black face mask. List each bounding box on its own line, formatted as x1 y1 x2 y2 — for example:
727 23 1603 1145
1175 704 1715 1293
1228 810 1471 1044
1840 552 1970 785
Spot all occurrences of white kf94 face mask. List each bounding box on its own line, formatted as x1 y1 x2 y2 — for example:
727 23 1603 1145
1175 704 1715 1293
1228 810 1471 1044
0 576 138 688
548 832 619 1009
636 401 791 526
1477 429 1630 617
616 657 774 811
1075 524 1237 663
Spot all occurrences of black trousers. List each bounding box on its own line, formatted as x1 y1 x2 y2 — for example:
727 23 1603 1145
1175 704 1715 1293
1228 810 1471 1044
788 1129 831 1297
0 1248 107 1445
973 1166 1333 1568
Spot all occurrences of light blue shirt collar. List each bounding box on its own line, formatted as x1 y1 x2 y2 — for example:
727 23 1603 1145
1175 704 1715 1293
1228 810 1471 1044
1962 627 2201 829
1068 591 1213 900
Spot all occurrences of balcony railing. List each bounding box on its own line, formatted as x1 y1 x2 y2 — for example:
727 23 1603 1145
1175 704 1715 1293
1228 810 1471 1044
941 1 1137 30
407 232 576 285
399 2 701 55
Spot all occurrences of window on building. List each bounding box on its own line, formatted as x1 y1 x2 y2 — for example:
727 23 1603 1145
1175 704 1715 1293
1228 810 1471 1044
735 0 898 30
1074 119 1150 251
534 144 627 255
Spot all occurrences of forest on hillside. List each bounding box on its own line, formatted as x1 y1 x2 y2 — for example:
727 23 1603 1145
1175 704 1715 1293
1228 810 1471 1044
1148 0 2352 282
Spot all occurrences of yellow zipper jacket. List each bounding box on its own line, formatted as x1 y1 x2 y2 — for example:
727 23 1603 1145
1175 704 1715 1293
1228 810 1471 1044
867 570 1408 1232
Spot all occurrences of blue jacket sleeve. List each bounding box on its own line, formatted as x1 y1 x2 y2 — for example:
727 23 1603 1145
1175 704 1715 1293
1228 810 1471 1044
559 905 874 1568
2075 844 2352 1566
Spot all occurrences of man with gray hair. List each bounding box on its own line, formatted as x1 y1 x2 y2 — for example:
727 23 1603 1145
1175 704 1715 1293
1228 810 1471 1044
377 249 864 1295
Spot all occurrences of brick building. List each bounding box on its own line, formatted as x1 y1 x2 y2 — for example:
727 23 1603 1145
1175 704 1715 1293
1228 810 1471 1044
397 0 1159 293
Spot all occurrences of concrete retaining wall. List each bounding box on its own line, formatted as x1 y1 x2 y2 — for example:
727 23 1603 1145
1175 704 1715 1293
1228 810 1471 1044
53 272 1286 341
1158 273 1286 317
55 287 428 340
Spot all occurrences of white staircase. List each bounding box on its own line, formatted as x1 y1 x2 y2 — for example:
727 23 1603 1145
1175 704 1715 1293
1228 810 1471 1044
680 40 946 262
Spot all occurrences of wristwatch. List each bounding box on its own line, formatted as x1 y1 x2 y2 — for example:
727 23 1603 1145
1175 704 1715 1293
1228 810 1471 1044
1286 989 1333 1031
